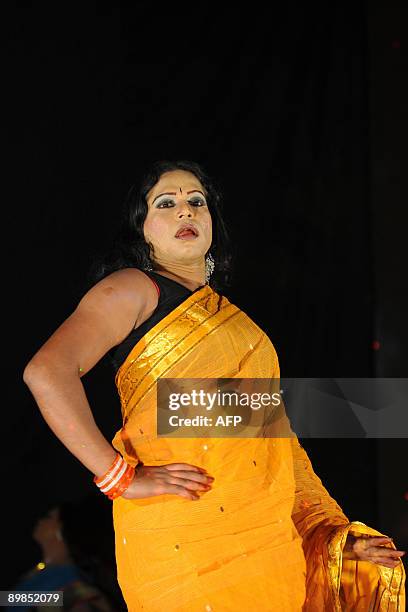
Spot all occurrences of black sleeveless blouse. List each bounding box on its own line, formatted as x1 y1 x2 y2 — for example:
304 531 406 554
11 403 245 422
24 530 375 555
108 271 205 373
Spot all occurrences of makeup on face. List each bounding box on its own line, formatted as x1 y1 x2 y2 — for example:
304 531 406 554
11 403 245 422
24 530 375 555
144 170 213 263
152 189 207 208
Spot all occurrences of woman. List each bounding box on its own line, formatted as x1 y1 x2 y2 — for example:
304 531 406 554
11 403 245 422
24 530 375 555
23 160 405 611
9 502 122 611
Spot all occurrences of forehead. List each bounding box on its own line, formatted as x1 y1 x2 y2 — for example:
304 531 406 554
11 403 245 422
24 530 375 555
147 169 205 202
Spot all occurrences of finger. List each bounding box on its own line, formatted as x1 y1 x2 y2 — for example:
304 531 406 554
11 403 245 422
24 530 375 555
163 469 213 485
371 550 405 561
364 541 394 553
167 483 201 500
370 546 402 558
163 474 212 491
370 556 402 567
373 547 405 555
367 537 393 544
151 477 201 499
164 467 214 483
369 549 405 561
165 463 208 473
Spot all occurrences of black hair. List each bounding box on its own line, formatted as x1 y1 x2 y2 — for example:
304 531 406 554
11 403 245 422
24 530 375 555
89 160 234 293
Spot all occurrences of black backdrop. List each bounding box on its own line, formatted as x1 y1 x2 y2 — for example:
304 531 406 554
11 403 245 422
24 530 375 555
4 1 407 593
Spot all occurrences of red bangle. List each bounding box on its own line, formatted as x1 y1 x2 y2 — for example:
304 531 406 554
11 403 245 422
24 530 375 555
107 465 136 500
94 453 123 487
93 452 137 500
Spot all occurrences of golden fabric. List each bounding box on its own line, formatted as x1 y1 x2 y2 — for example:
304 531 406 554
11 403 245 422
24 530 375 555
111 285 405 611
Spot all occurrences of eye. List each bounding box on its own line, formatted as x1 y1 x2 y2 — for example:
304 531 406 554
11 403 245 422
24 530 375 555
188 197 207 206
156 199 175 208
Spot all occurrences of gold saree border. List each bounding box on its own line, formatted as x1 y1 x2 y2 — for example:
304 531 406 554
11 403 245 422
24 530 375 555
111 285 406 609
114 284 240 422
327 521 406 611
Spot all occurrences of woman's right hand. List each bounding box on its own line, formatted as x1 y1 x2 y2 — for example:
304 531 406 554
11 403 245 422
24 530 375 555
120 463 214 501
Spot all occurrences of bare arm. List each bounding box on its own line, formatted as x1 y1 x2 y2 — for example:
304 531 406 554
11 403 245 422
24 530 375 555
23 268 158 478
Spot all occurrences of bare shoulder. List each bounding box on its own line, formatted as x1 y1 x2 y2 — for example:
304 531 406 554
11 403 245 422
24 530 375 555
80 268 157 315
24 268 158 376
76 267 158 342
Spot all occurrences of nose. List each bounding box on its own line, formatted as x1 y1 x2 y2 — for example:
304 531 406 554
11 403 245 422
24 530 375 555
177 199 195 218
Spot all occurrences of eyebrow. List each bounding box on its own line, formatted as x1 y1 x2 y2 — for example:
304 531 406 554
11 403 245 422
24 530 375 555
152 189 206 205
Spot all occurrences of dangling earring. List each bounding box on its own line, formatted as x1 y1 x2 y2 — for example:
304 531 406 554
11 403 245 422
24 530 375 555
143 258 153 272
205 253 215 284
144 245 154 271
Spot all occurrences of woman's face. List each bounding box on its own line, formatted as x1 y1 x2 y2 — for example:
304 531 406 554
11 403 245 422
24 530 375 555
144 169 213 265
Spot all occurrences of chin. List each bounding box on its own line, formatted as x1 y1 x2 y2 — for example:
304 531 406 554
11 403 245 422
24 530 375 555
174 243 206 255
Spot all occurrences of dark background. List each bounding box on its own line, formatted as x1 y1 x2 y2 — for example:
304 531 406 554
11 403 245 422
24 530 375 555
4 0 407 598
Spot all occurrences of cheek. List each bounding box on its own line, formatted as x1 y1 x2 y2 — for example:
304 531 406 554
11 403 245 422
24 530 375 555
201 214 213 239
144 215 168 241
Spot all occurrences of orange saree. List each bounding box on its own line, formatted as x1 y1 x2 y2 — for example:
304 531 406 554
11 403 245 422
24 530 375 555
111 285 405 611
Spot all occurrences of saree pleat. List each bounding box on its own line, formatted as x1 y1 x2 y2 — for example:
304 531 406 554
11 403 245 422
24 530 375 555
111 285 405 611
290 435 405 610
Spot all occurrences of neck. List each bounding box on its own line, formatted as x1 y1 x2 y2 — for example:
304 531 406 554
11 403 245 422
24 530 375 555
152 257 206 291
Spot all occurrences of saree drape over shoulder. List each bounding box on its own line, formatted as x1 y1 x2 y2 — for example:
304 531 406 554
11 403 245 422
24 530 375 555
111 285 405 611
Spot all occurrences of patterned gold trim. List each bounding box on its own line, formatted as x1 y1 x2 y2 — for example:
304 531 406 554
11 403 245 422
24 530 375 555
115 285 240 423
327 521 406 610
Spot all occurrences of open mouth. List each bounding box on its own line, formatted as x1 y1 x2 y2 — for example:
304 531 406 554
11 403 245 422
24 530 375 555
175 224 199 239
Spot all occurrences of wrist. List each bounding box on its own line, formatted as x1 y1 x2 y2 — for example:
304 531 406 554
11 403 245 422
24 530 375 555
343 534 358 560
93 452 136 500
93 449 121 479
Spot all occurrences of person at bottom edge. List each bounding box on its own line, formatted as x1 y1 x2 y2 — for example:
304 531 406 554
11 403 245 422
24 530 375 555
8 502 123 611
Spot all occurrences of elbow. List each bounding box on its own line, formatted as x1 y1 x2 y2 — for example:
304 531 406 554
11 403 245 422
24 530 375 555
23 361 40 388
23 358 53 389
23 354 78 390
